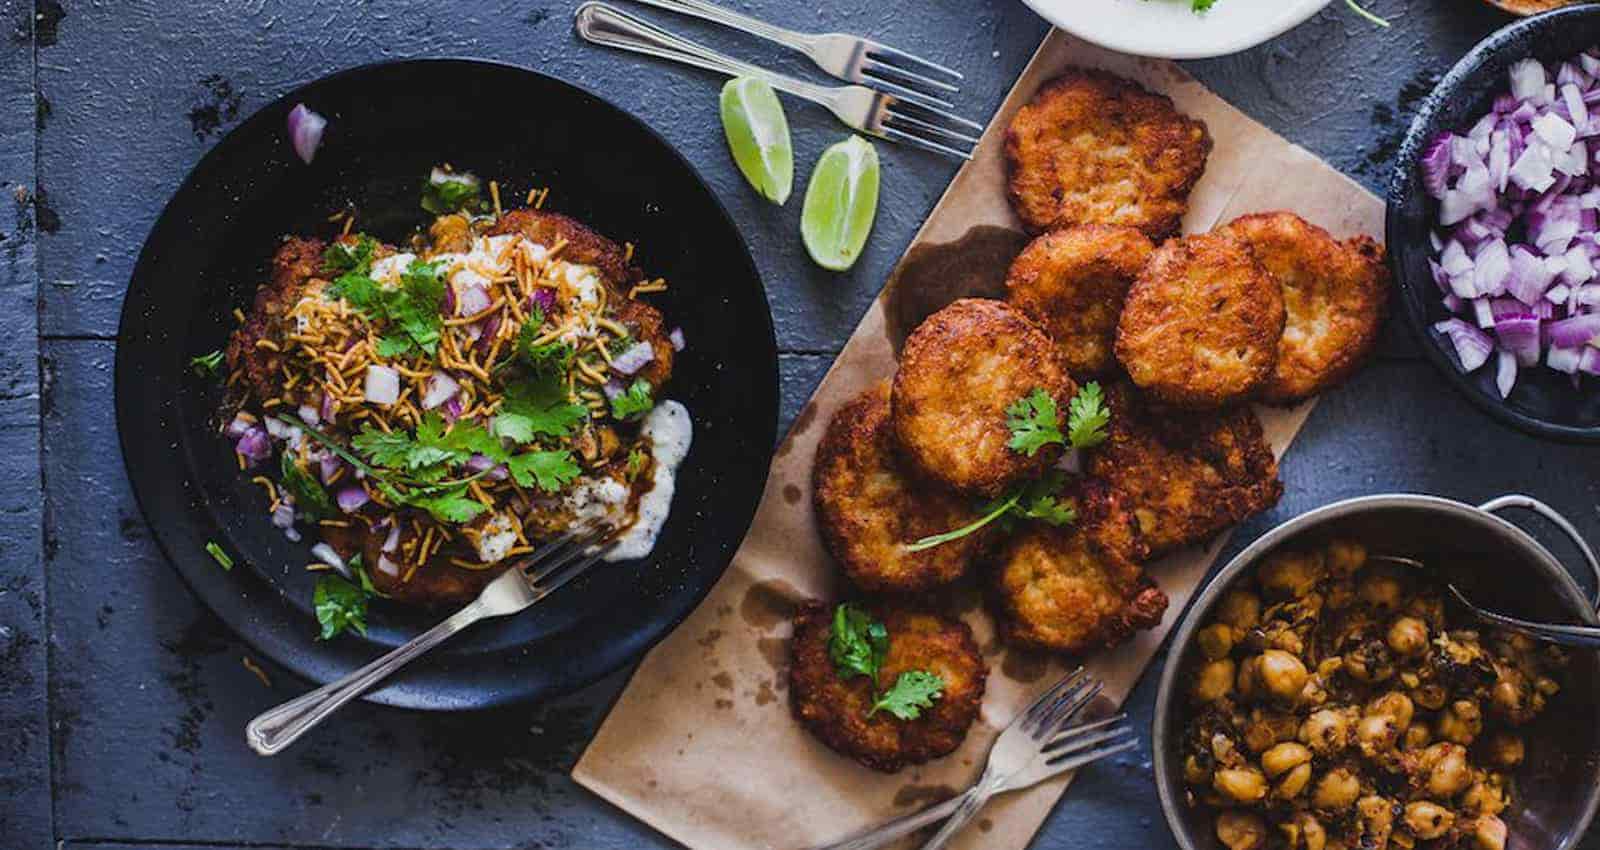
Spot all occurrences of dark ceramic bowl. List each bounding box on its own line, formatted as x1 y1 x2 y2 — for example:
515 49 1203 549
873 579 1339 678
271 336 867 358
1154 494 1600 850
116 60 778 709
1387 6 1600 442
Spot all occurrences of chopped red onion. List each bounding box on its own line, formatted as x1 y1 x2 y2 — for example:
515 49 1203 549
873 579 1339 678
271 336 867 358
319 391 337 425
336 486 369 514
297 404 320 427
442 279 456 316
286 104 327 165
443 396 464 421
476 313 502 355
530 287 557 313
310 542 348 578
457 282 492 317
225 414 254 439
610 340 655 376
1496 349 1519 398
602 378 625 401
235 427 271 465
466 454 510 481
364 365 400 405
1423 48 1600 396
271 502 296 530
377 554 401 577
382 521 400 553
668 327 686 351
420 372 459 410
318 452 341 485
1434 318 1495 372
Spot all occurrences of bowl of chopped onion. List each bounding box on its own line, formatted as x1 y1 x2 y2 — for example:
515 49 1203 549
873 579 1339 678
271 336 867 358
1387 6 1600 442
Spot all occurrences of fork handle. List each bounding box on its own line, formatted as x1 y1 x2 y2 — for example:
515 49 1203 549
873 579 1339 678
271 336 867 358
806 789 973 850
245 600 488 756
917 774 1001 850
574 3 836 104
624 0 813 52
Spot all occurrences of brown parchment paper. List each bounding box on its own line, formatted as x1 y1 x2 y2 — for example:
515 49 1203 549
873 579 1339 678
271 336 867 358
573 28 1385 850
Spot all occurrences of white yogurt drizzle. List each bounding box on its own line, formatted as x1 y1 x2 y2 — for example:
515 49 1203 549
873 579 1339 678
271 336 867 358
605 400 692 562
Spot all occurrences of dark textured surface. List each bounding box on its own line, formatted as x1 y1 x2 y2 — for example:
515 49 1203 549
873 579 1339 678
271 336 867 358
5 1 1600 848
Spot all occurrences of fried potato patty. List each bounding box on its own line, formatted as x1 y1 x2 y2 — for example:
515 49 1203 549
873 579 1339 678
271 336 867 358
1087 384 1283 559
1218 212 1389 404
892 299 1077 497
790 602 987 773
226 237 327 402
1004 68 1212 239
1115 232 1285 409
991 480 1167 654
1005 225 1155 377
813 383 992 593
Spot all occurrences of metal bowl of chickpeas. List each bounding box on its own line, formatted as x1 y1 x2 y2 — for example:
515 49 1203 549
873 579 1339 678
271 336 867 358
1154 493 1600 850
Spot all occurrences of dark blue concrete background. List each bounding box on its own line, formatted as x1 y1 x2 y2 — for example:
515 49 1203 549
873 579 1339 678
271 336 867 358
4 1 1600 849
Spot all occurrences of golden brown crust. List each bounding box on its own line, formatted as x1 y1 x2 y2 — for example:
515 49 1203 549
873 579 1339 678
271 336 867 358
990 480 1167 653
226 237 327 401
813 383 993 593
1218 212 1389 404
790 601 987 773
1087 383 1283 559
891 299 1077 497
1115 232 1285 409
487 208 640 287
1005 225 1155 377
1004 68 1212 239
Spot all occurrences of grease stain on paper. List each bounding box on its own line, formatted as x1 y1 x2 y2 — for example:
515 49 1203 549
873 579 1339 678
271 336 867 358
883 225 1029 352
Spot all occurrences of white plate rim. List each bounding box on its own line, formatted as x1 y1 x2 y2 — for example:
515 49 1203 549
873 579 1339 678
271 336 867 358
1019 0 1336 60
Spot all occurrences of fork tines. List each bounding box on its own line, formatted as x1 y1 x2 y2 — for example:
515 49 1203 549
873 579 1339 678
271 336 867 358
522 524 616 597
861 41 963 101
880 96 984 161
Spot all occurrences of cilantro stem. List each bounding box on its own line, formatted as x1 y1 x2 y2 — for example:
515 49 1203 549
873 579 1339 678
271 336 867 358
906 491 1020 552
274 414 384 478
1344 0 1390 27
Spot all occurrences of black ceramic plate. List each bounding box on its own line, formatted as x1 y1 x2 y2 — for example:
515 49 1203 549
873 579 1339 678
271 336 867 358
115 60 778 709
1387 6 1600 442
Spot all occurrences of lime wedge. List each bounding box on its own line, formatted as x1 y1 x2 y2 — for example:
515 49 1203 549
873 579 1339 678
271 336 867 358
720 77 793 205
801 136 880 272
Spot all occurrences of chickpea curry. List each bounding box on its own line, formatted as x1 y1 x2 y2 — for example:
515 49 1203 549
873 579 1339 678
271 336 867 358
1179 539 1567 850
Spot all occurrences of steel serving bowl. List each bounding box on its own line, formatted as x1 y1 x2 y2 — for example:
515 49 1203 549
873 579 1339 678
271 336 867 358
1153 493 1600 850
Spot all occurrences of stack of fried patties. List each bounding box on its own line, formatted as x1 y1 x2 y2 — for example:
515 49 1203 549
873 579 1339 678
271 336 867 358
790 67 1389 773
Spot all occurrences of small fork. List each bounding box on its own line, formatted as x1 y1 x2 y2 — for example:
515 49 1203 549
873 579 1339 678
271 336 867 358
621 0 963 108
808 668 1139 850
245 526 615 756
574 2 983 161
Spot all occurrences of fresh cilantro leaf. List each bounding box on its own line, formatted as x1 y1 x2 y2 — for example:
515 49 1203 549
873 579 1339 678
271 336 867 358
374 334 414 359
505 450 581 493
405 487 486 523
1006 388 1063 457
828 603 890 686
869 671 945 720
1066 381 1111 449
605 334 636 358
313 575 369 640
609 378 655 421
519 337 573 376
351 427 421 468
909 471 1078 551
280 452 335 519
189 349 225 378
205 541 234 571
626 448 647 480
1192 0 1218 11
326 272 382 316
421 172 482 214
499 374 588 439
347 553 389 598
322 234 378 275
391 260 445 355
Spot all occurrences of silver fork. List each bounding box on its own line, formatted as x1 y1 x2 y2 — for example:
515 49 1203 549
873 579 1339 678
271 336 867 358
621 0 963 108
808 668 1139 850
574 2 983 161
245 527 615 756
